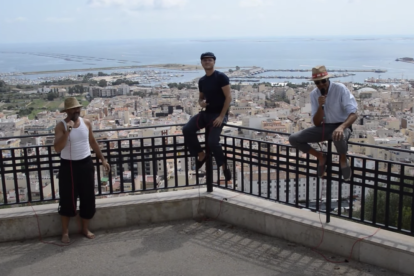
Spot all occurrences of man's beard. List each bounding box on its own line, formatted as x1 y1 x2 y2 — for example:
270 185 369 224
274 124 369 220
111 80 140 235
71 113 80 121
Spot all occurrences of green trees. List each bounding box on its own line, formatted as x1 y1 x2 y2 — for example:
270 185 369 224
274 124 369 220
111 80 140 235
0 80 11 93
40 79 79 86
88 79 98 86
16 84 35 90
81 73 94 84
68 85 85 95
167 83 196 90
47 92 59 101
112 79 139 86
40 73 95 86
98 79 107 87
18 107 34 116
354 181 413 231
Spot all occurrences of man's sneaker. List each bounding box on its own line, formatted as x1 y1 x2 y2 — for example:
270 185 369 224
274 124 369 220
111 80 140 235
196 155 208 170
341 160 352 181
223 166 232 181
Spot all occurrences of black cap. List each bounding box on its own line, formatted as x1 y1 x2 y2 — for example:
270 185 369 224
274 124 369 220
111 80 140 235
200 52 216 60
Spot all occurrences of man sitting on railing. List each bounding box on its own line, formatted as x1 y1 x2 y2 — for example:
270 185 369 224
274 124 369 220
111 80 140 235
289 65 358 181
183 52 232 181
54 97 110 243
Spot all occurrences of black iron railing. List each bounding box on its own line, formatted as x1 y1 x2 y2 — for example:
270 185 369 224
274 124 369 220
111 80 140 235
0 124 201 205
219 125 414 236
1 124 413 236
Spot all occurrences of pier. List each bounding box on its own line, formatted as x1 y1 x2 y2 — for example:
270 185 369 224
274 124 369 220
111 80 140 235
263 69 387 73
364 77 414 84
230 73 355 81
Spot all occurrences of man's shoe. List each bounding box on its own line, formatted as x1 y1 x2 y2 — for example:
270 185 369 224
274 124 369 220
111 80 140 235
196 155 208 170
223 166 232 181
341 160 352 181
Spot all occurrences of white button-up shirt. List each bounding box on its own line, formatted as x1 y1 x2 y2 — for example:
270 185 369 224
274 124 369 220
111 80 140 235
310 82 358 124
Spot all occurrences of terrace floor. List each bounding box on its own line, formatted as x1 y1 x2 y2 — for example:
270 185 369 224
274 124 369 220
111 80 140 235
0 219 406 276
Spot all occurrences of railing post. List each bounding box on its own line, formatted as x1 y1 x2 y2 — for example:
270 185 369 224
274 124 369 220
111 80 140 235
0 149 7 205
205 127 213 192
326 141 332 223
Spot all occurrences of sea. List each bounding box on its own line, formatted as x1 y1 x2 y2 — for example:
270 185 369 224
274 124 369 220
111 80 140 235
0 36 413 84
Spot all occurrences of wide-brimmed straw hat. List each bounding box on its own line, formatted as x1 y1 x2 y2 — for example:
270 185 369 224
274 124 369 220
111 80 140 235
60 97 83 113
310 65 332 81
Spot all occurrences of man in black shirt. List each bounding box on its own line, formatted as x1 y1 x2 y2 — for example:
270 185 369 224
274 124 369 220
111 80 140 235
183 52 232 181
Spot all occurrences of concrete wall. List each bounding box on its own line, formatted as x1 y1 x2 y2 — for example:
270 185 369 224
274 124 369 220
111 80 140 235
0 189 413 275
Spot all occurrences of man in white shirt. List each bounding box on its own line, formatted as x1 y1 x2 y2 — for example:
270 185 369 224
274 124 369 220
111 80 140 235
289 65 358 181
54 97 110 243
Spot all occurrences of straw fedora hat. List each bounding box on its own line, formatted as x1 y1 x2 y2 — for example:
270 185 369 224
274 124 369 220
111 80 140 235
310 65 332 81
60 97 83 113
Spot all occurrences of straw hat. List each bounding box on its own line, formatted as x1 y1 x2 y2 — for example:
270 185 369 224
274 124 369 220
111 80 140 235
60 97 83 113
310 65 332 81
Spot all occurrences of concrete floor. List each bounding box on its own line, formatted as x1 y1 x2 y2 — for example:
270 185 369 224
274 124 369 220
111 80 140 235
0 219 408 276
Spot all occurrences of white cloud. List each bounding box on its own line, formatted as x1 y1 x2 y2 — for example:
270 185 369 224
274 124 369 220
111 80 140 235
4 17 28 23
239 0 272 8
88 0 187 9
45 17 75 23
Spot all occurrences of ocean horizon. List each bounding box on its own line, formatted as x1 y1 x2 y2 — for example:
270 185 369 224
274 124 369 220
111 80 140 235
1 35 414 84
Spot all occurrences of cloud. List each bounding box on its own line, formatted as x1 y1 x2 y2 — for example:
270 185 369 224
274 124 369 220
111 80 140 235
4 17 28 23
45 17 75 23
239 0 272 8
88 0 187 9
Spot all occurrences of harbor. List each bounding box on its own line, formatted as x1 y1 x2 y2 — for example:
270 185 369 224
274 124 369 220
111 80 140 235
0 69 202 86
261 69 387 73
226 67 391 84
230 72 355 81
0 58 411 86
364 77 414 84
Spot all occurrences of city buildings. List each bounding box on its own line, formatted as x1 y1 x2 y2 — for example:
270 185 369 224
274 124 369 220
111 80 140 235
1 78 414 208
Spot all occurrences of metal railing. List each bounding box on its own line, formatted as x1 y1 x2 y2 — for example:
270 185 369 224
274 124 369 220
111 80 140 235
1 124 413 236
218 125 414 235
0 124 199 204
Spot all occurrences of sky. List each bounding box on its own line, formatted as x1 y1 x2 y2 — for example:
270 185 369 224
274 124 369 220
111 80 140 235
0 0 413 43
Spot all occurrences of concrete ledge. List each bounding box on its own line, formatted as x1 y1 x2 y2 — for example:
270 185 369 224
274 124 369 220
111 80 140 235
0 190 205 242
1 189 413 275
204 189 414 276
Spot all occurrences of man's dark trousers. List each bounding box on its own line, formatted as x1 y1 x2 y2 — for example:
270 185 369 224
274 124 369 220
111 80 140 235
183 111 228 168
